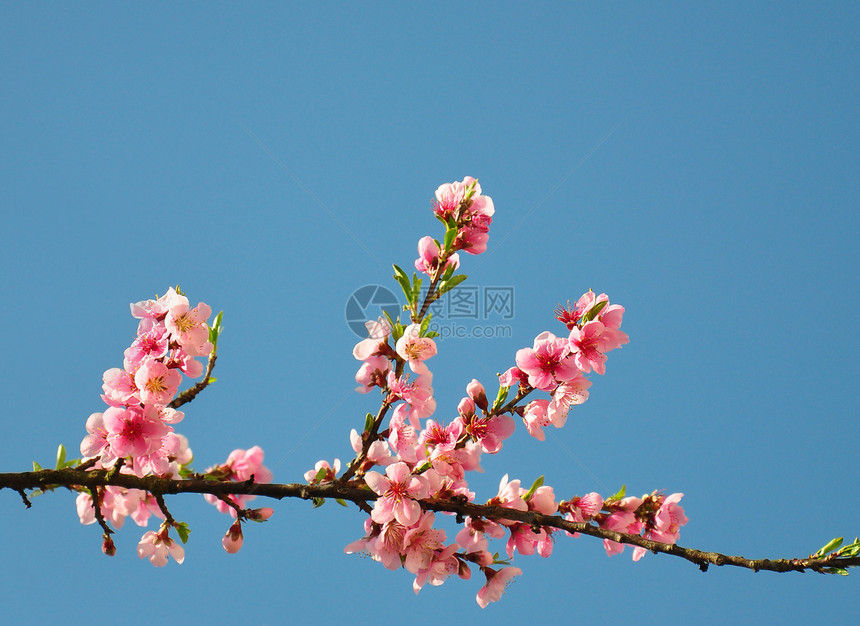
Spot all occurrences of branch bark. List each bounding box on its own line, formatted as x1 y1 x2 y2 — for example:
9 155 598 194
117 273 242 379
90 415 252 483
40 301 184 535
3 468 857 575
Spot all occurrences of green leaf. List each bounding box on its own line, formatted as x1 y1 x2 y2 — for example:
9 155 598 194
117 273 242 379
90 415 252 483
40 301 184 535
364 413 375 432
312 497 325 508
392 264 414 305
606 484 626 503
580 299 608 324
437 274 468 297
55 444 66 470
335 499 348 507
443 227 458 251
425 331 439 339
524 475 545 500
823 567 850 576
411 273 423 307
814 537 844 559
174 522 191 544
33 461 42 471
419 313 432 336
314 467 329 483
491 386 509 411
208 310 224 347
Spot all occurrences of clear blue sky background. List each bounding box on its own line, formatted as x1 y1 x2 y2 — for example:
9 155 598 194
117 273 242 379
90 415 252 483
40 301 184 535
1 3 857 624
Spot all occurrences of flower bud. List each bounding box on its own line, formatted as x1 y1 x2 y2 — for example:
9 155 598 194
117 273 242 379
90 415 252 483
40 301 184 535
222 521 243 554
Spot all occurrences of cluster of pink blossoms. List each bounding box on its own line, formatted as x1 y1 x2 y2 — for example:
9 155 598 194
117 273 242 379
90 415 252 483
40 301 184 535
75 288 272 565
311 178 686 606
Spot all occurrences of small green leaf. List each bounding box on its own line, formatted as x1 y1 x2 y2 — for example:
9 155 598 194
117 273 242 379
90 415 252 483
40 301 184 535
491 386 509 411
392 264 414 305
443 227 458 251
814 537 843 559
364 412 375 432
55 444 66 470
581 299 608 324
437 274 468 297
312 497 325 508
425 331 439 339
335 499 348 507
606 484 626 503
208 311 224 346
174 522 191 544
823 567 849 576
412 273 423 307
524 475 545 500
33 461 42 471
419 313 432 336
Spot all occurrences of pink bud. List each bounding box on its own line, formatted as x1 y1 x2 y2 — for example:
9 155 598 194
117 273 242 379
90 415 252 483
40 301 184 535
222 521 243 554
466 379 488 411
248 507 274 521
458 396 475 418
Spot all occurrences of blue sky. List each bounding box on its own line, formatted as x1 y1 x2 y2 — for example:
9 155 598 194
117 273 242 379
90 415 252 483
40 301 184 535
1 2 857 624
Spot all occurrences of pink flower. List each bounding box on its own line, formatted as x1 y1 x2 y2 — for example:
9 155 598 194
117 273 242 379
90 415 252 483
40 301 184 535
521 399 550 441
546 375 592 427
498 366 528 389
414 236 460 276
433 177 495 255
353 317 392 361
601 496 644 557
80 412 108 459
165 301 212 357
476 566 522 608
568 319 628 375
137 527 184 566
466 379 488 411
123 320 170 370
488 474 528 519
304 459 341 484
204 446 273 515
134 359 181 406
101 367 139 407
395 323 437 373
365 462 429 526
354 356 391 393
515 331 580 391
103 405 171 460
402 512 446 574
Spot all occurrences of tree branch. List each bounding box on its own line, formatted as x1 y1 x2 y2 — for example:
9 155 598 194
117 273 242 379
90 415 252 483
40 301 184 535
3 468 857 574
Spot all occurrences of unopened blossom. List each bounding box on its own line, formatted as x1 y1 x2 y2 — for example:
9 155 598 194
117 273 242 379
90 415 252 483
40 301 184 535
137 528 184 567
223 521 243 554
515 331 580 392
365 462 429 526
476 566 522 608
80 412 108 459
466 379 488 411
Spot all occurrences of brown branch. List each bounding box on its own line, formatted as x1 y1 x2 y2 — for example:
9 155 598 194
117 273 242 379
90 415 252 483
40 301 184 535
169 353 218 410
3 468 857 574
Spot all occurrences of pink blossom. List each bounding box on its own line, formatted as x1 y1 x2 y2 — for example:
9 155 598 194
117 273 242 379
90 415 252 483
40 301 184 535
304 459 341 484
601 496 644 557
80 412 108 459
123 320 170 369
134 359 181 406
130 287 187 320
204 446 273 515
402 512 446 574
433 177 495 255
103 405 171 460
528 485 558 515
365 462 428 526
476 566 522 608
488 474 528 520
137 528 184 566
563 492 604 536
498 366 528 388
459 409 516 454
521 399 550 441
546 375 592 427
413 543 460 594
414 236 460 276
349 429 393 467
101 367 139 407
568 318 628 375
354 356 391 393
165 301 212 357
515 331 580 391
353 317 392 361
395 323 437 373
